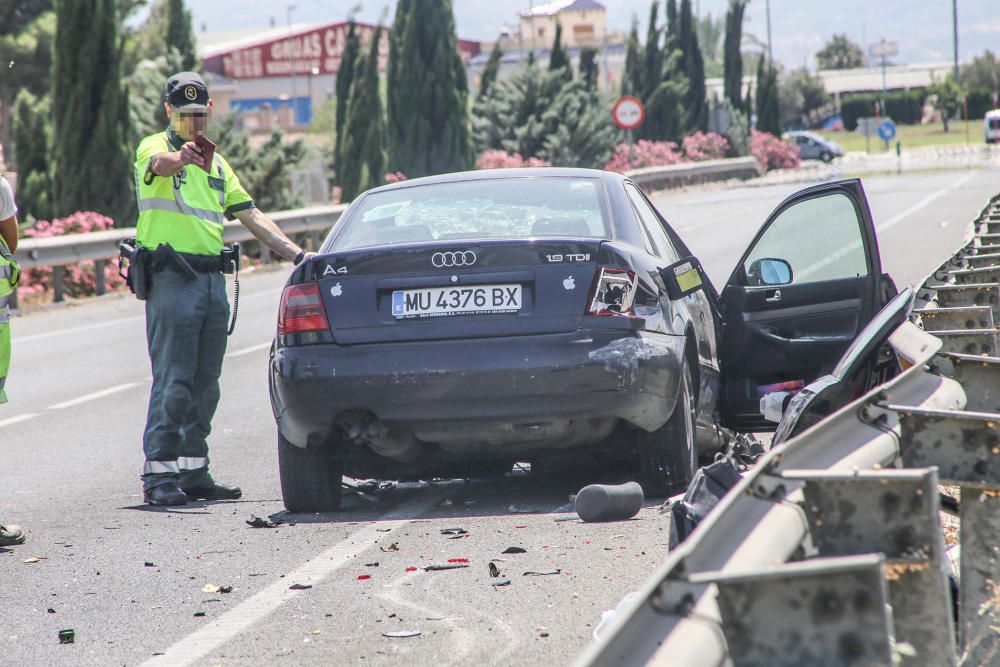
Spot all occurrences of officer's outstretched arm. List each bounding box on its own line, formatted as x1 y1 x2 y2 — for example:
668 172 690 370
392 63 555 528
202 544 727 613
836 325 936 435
234 208 310 263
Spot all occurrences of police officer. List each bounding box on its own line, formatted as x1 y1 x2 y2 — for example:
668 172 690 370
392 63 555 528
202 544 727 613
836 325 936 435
0 172 26 545
135 72 313 506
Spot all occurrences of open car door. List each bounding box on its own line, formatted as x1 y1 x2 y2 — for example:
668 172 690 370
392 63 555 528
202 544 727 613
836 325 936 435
718 179 893 431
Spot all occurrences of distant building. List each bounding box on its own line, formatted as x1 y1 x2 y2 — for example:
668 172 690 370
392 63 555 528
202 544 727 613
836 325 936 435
518 0 607 51
198 21 480 131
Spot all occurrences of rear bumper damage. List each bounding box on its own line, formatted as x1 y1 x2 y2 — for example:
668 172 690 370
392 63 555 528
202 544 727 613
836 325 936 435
269 330 685 458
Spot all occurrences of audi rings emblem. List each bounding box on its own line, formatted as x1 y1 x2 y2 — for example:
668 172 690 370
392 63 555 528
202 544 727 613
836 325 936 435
432 251 477 268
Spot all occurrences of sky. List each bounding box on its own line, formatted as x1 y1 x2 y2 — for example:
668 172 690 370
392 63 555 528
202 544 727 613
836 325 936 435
177 1 1000 71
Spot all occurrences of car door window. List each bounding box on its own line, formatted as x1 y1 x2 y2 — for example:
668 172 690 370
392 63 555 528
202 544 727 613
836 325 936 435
742 192 868 286
625 184 680 262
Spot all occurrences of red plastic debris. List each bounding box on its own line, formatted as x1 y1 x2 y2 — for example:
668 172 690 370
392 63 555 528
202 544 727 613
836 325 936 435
357 575 372 581
514 525 528 529
447 558 469 563
405 567 418 572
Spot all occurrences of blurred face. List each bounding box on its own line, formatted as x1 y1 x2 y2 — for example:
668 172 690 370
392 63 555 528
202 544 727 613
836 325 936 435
166 100 213 140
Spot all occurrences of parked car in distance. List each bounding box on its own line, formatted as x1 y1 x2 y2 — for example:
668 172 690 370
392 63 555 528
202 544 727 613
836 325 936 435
269 169 895 512
785 131 845 162
985 110 1000 144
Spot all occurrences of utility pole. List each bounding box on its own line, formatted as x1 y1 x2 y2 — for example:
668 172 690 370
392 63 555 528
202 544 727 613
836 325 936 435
765 0 773 63
952 0 960 82
287 4 297 124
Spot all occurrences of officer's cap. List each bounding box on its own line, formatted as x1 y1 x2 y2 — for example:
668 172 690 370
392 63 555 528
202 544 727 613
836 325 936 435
165 71 210 109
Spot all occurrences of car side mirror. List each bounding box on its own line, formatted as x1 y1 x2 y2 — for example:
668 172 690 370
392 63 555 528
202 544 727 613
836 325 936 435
661 257 706 300
747 257 793 287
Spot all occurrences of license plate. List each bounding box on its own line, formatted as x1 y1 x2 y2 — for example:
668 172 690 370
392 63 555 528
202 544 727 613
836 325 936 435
391 284 522 319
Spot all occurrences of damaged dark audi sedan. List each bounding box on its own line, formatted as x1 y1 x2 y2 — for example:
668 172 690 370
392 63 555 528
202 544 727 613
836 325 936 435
269 169 893 511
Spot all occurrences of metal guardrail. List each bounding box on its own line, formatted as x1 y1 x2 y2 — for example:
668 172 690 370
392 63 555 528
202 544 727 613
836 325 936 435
10 204 346 305
576 193 1000 667
627 157 763 191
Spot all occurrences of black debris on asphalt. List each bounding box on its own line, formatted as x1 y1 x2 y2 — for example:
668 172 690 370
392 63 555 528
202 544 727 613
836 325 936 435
423 564 470 572
288 583 313 590
490 578 512 587
523 569 562 576
380 543 399 553
488 562 500 578
57 629 74 644
502 546 527 554
440 527 468 536
246 515 281 529
383 630 421 638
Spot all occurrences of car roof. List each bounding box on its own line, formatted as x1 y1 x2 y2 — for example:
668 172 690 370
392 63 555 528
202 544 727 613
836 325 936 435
364 167 625 195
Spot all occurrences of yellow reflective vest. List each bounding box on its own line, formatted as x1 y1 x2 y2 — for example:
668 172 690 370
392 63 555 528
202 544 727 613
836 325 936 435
133 130 254 256
0 236 19 404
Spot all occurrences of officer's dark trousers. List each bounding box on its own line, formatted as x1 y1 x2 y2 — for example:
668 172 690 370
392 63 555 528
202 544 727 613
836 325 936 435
141 267 229 491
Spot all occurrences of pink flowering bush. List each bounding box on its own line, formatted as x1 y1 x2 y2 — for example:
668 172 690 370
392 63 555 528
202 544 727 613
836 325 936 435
750 130 801 171
20 211 126 303
682 132 730 161
384 171 408 183
603 140 685 173
475 150 552 170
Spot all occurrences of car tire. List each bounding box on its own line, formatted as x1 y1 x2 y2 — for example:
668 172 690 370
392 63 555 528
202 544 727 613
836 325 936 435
278 431 344 513
820 151 833 163
637 361 697 498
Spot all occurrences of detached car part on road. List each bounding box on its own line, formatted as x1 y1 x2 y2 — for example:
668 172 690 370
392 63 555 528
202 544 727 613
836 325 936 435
268 168 895 512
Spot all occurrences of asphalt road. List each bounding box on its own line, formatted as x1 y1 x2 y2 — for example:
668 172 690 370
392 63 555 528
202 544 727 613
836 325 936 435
1 167 997 666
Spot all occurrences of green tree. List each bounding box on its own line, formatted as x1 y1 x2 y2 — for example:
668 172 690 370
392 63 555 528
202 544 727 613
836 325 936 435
11 90 51 219
665 0 679 44
962 50 1000 92
477 41 503 100
815 34 866 70
0 11 55 160
723 0 746 110
640 1 662 99
578 46 598 90
679 0 706 131
929 75 962 132
164 0 196 70
472 64 616 168
126 48 184 146
696 12 724 78
755 56 780 135
122 0 168 74
622 17 643 96
387 0 471 178
214 116 306 214
548 22 569 75
340 26 385 201
51 0 134 225
778 67 831 129
332 19 360 183
642 50 689 142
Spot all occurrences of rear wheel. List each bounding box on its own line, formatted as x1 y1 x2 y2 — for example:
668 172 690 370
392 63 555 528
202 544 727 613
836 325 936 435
637 361 697 498
278 431 344 513
820 150 833 163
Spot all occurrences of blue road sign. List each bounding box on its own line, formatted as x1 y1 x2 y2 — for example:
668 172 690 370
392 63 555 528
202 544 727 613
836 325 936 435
878 119 897 142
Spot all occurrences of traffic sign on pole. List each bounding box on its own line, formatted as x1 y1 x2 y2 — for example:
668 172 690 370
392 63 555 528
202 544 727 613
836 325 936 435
877 119 897 142
612 96 645 131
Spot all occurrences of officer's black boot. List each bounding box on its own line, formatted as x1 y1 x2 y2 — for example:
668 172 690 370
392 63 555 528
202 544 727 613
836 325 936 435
144 483 188 506
183 481 242 501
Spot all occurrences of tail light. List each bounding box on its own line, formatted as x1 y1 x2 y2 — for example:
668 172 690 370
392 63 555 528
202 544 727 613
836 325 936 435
278 282 328 335
586 268 639 317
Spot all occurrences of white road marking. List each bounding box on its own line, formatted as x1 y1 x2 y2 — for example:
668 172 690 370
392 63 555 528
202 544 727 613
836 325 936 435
226 341 271 358
46 382 144 410
877 172 978 233
0 413 40 428
140 485 452 667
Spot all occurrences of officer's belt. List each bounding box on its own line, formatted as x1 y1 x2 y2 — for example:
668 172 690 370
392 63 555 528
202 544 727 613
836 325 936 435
171 252 225 273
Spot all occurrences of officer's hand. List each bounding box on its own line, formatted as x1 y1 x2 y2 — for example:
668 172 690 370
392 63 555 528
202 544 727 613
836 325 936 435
303 252 317 261
179 142 206 168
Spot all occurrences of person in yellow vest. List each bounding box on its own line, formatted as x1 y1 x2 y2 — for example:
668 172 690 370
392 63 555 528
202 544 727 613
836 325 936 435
134 72 313 506
0 173 26 545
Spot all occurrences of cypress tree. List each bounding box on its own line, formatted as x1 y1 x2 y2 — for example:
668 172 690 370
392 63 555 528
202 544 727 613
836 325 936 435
723 0 746 110
548 23 570 75
339 27 385 201
387 0 472 178
51 0 134 225
11 90 51 220
679 0 706 131
165 0 197 71
578 46 598 90
623 17 642 96
665 0 679 47
332 20 360 182
477 41 503 100
754 57 780 135
640 1 662 100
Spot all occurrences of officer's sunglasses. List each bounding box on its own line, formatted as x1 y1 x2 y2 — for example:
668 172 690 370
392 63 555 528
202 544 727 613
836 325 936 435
178 111 209 119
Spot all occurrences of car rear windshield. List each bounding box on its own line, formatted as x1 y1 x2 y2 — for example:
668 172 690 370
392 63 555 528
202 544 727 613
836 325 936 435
329 177 611 251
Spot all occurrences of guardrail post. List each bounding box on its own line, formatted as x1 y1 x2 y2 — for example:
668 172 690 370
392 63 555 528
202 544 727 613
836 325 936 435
260 244 271 264
95 259 106 296
309 230 321 250
897 408 1000 664
53 266 65 303
787 468 956 666
693 554 894 667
